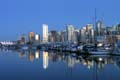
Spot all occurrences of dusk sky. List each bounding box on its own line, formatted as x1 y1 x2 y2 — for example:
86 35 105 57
0 0 120 40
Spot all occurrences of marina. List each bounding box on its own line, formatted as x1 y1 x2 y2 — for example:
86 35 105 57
0 42 120 56
0 49 120 80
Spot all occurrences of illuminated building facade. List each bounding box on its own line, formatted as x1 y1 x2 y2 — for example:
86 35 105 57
35 34 40 43
96 20 104 36
20 34 26 45
66 25 75 42
29 32 35 43
43 24 48 43
86 24 94 43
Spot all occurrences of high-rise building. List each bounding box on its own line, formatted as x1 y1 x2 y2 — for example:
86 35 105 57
96 20 104 36
49 30 57 42
66 25 75 42
60 30 67 42
86 24 94 43
91 29 95 43
86 24 93 32
20 34 26 45
43 51 48 69
57 31 61 42
35 34 40 43
73 29 80 43
43 24 48 43
106 26 112 33
29 32 35 43
80 27 86 43
116 24 120 31
116 23 120 34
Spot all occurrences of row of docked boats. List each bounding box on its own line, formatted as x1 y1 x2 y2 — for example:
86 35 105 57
17 43 120 55
41 43 112 55
81 44 112 55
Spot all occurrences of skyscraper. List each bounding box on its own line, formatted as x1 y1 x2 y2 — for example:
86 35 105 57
86 24 94 43
35 34 40 43
66 25 75 43
43 24 48 43
56 31 61 42
20 34 26 45
29 32 35 43
96 20 104 36
91 29 95 43
49 30 57 42
116 23 120 33
80 27 86 43
96 21 105 44
73 29 80 43
60 30 67 42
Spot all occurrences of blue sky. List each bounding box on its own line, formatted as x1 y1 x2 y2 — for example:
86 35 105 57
0 0 120 40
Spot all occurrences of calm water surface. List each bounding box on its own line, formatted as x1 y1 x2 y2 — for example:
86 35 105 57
0 49 120 80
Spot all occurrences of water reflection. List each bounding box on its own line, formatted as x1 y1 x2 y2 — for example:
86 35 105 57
0 50 120 80
35 50 40 59
16 49 120 71
18 50 41 61
43 51 48 69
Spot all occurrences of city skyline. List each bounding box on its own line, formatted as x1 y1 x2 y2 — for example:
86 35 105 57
1 1 120 80
0 0 120 40
0 21 119 43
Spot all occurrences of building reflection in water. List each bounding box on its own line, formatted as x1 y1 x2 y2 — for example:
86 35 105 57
19 50 26 58
29 50 35 62
43 51 48 69
35 50 40 59
17 50 120 71
14 50 120 80
17 49 41 62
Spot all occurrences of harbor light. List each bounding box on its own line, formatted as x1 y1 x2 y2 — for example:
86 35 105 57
35 51 40 59
97 43 103 47
98 57 103 61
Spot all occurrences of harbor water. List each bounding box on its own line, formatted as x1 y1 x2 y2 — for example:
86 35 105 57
0 49 120 80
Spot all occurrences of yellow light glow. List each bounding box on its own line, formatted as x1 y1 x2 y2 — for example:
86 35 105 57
35 51 40 59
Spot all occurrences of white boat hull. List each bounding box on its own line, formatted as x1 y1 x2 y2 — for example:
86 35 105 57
22 46 29 50
89 49 110 55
